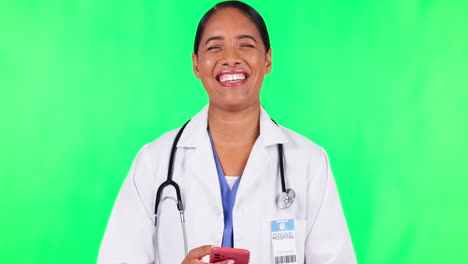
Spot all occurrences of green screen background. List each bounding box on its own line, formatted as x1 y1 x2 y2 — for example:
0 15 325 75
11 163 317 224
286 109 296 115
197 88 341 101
1 0 467 263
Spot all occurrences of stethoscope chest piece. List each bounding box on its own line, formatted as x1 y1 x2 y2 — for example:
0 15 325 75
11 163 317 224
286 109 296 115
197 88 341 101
276 188 296 209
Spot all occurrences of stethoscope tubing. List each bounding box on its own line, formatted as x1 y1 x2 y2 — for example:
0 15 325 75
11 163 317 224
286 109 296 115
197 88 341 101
153 118 294 255
154 120 190 223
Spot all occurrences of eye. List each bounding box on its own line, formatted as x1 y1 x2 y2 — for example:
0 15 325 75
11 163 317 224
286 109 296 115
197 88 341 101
240 44 255 48
207 46 221 51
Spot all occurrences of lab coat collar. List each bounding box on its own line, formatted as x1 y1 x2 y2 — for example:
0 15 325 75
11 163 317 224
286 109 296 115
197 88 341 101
177 105 288 148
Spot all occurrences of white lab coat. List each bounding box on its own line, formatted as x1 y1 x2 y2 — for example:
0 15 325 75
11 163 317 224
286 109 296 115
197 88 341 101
98 106 356 264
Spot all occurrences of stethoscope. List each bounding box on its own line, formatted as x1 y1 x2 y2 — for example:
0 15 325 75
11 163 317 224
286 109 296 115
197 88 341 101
153 119 296 255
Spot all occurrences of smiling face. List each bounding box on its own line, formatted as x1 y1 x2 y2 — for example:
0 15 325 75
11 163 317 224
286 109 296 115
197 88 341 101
192 7 272 111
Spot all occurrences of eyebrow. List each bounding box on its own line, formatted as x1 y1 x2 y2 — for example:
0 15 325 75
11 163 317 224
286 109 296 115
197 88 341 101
204 34 258 45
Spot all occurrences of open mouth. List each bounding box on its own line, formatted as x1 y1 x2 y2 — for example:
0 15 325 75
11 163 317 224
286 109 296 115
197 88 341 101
216 70 249 87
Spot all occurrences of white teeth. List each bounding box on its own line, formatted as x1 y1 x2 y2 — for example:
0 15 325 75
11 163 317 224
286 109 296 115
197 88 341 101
219 73 246 83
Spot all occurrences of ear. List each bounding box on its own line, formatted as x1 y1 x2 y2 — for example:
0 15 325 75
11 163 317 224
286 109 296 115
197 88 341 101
192 52 201 79
264 48 272 74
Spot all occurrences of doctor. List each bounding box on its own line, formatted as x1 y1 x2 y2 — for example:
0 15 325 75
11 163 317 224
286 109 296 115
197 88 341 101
98 1 356 263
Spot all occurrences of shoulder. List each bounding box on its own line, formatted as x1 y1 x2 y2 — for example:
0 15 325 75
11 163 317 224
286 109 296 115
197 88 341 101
145 128 179 151
126 127 182 187
139 128 181 161
278 126 331 184
279 126 328 163
279 127 332 198
126 127 181 174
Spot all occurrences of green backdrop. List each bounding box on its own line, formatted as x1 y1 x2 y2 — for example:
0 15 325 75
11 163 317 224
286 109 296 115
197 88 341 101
1 0 467 263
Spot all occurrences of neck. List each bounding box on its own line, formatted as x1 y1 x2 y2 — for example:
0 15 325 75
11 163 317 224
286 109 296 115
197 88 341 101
208 102 261 146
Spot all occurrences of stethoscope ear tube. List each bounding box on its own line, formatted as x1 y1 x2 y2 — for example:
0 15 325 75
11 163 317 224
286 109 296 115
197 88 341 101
167 120 191 182
154 181 171 226
154 120 190 226
154 180 184 223
271 119 296 209
270 119 287 195
275 145 295 209
277 143 286 194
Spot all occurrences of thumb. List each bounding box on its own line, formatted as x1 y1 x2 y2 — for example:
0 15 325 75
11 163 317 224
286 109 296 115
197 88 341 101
214 259 235 264
188 245 213 259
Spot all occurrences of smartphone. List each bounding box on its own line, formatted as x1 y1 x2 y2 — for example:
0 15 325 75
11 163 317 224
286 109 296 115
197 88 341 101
210 247 250 264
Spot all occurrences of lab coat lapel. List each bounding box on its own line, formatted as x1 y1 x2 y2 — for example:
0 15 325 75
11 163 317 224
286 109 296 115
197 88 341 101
177 106 223 211
175 105 289 215
236 138 271 206
187 136 222 205
235 107 289 206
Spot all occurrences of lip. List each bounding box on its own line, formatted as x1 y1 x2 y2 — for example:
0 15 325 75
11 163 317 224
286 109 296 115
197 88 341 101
215 70 249 87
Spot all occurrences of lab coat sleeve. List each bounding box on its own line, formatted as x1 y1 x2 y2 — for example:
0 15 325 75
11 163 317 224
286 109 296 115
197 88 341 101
305 148 357 263
97 145 156 264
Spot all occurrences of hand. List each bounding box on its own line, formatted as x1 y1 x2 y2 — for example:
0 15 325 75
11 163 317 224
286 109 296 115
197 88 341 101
181 245 235 264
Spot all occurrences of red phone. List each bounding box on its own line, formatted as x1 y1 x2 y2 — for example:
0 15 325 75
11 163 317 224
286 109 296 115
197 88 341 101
210 247 250 264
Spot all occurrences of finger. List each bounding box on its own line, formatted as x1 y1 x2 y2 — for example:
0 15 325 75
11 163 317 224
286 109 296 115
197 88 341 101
186 259 207 264
213 259 235 264
188 245 213 259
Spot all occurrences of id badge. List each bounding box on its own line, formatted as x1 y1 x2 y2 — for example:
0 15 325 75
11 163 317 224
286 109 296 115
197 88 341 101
271 219 297 264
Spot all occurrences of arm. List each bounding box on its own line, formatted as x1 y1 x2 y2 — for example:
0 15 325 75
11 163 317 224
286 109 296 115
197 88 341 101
97 145 156 264
305 149 357 264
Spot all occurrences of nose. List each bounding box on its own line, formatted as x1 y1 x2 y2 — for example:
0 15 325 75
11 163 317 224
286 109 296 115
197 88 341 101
220 47 242 67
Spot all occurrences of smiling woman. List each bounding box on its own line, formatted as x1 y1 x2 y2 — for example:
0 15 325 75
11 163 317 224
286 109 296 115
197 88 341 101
192 4 271 113
97 1 356 264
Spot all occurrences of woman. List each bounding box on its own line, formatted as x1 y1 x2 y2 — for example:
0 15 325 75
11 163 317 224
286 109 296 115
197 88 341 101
98 1 356 263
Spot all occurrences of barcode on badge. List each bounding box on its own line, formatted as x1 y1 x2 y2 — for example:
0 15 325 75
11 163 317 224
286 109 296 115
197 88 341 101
274 254 297 264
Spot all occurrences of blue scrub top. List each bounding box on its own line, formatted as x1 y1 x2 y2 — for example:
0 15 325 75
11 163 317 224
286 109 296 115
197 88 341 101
208 130 242 248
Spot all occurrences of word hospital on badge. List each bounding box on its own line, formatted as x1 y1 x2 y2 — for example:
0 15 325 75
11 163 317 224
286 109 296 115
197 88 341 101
271 219 297 264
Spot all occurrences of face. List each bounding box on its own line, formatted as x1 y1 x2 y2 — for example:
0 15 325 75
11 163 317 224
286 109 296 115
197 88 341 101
192 7 272 111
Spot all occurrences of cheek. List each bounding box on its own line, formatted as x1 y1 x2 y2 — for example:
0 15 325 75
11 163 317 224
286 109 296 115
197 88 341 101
249 56 266 79
247 52 266 69
198 55 217 76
